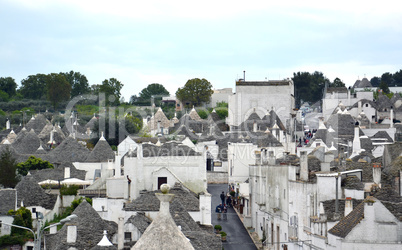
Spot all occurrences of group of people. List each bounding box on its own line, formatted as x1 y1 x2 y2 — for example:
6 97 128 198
215 191 231 220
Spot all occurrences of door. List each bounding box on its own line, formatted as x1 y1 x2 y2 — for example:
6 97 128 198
158 177 167 189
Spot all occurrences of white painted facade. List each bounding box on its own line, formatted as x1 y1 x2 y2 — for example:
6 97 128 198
322 90 373 121
327 199 402 249
227 80 295 128
123 144 207 200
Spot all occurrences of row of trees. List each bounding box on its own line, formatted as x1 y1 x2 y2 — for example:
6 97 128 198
0 71 124 109
370 70 402 88
130 78 214 108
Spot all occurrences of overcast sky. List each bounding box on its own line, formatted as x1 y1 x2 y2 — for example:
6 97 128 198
1 0 401 101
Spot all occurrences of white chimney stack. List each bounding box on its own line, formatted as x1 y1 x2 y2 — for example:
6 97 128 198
345 197 353 216
352 122 361 155
373 163 381 184
300 151 308 181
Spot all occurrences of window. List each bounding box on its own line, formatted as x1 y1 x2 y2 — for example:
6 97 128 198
124 232 132 241
366 104 369 107
32 208 36 213
27 247 34 250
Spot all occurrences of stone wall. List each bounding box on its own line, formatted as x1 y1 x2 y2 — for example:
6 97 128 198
207 172 228 184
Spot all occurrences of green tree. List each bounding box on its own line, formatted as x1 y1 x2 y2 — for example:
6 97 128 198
370 76 381 87
98 78 124 106
17 156 54 176
392 69 402 87
0 77 17 97
47 73 72 109
61 71 90 97
330 77 346 88
138 83 169 106
379 81 390 94
292 71 329 107
0 90 9 102
176 78 213 107
8 207 33 236
381 72 394 87
0 147 19 188
18 74 48 100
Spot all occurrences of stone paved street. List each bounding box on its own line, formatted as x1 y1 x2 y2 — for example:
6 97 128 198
208 184 257 250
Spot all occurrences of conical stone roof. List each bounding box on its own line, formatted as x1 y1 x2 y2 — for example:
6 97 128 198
49 136 90 162
46 200 117 250
25 114 51 134
86 137 115 162
132 192 194 250
12 129 41 154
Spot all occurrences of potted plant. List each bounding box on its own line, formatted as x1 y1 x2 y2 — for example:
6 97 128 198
214 224 222 233
220 231 227 241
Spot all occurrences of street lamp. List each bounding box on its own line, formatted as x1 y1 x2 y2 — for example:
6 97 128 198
0 214 77 250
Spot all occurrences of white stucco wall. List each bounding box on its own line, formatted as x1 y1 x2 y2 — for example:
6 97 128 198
227 80 295 127
124 147 207 199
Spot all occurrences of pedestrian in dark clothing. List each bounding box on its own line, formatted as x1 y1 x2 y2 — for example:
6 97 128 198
220 191 225 204
226 195 232 208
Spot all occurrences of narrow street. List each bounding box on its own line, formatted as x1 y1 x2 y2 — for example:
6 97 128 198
208 184 257 250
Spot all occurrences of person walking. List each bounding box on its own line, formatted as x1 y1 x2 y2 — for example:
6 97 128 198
220 191 225 204
226 194 232 208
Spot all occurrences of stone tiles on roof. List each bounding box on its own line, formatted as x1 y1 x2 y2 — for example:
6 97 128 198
46 200 117 250
124 185 200 212
327 200 364 238
15 176 57 210
126 212 152 234
12 129 41 155
38 123 66 146
25 114 51 134
0 189 16 215
86 137 115 162
371 131 393 143
29 162 86 183
48 136 90 162
148 107 171 131
188 108 202 121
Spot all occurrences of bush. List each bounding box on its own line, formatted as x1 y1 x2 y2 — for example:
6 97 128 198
219 231 227 237
0 234 29 247
60 185 80 196
214 224 222 231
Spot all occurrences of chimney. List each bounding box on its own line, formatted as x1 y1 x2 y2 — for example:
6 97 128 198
253 121 257 132
157 184 174 216
345 197 353 216
243 70 246 81
358 101 362 114
6 119 10 130
67 225 77 243
268 150 275 165
352 122 361 155
261 149 268 165
64 167 70 179
118 217 124 249
390 107 394 128
373 163 381 184
300 151 308 181
255 150 261 165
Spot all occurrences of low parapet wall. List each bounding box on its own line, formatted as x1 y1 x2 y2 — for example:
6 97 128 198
207 172 228 184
